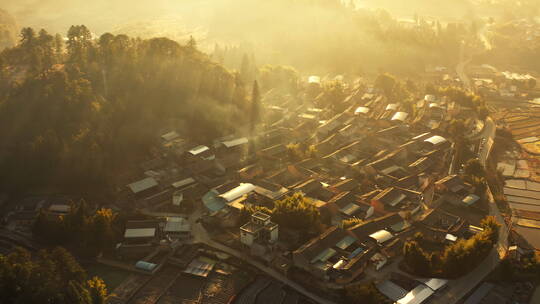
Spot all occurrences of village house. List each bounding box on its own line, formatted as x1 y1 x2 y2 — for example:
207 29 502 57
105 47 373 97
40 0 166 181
326 191 372 224
292 226 371 284
117 220 161 259
370 187 422 214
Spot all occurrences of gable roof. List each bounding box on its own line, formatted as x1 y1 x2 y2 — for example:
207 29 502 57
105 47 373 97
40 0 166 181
294 226 349 262
349 213 403 240
128 177 158 194
373 187 407 207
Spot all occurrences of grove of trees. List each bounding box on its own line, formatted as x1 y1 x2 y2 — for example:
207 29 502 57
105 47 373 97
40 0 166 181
240 192 321 233
0 25 251 195
33 201 118 257
403 216 500 278
0 247 108 304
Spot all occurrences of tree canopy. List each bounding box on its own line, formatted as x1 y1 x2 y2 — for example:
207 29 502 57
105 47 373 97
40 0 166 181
0 247 108 304
402 216 500 278
33 201 117 257
0 26 251 194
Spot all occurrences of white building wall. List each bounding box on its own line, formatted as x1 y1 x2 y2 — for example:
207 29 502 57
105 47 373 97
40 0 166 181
270 227 279 242
241 231 254 246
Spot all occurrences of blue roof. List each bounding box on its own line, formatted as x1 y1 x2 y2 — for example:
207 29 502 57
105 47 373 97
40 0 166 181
348 247 365 259
202 190 226 212
335 235 357 250
135 261 157 271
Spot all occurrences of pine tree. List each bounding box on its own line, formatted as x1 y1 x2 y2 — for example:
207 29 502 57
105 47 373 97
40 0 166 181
187 35 197 50
250 80 261 133
240 53 250 82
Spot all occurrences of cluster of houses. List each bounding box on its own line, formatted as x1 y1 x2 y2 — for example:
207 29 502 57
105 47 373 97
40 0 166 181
469 64 538 101
103 76 497 304
0 76 499 303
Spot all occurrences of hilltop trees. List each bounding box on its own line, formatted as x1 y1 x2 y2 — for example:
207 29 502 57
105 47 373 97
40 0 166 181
0 247 108 304
0 26 251 194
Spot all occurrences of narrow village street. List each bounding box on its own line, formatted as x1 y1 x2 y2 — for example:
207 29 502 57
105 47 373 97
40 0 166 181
187 204 337 304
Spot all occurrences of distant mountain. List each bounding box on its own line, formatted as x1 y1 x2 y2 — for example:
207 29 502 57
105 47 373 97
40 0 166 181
0 9 17 49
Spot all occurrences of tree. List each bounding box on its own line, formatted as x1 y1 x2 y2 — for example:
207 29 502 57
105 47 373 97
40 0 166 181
54 33 64 61
345 282 390 304
477 106 489 120
32 201 118 257
250 80 261 134
187 35 197 50
240 53 251 82
0 26 249 194
342 217 363 229
464 158 486 179
272 193 321 232
20 27 36 48
403 239 431 276
375 73 396 99
258 64 298 93
0 247 109 304
66 25 92 66
37 29 55 69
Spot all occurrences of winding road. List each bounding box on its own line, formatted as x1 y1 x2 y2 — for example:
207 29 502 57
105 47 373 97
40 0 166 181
187 206 336 304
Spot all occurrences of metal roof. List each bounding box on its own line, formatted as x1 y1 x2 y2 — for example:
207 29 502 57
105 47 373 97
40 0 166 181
161 131 179 141
219 183 255 202
188 145 209 155
124 228 156 238
308 75 321 84
335 235 357 250
340 203 361 216
369 229 394 244
135 261 157 272
48 204 70 213
128 177 158 194
355 106 370 114
202 190 226 212
164 217 190 233
391 112 409 122
424 94 436 102
445 234 458 242
417 278 448 291
386 103 398 111
222 137 248 148
171 177 196 189
462 194 480 206
184 257 216 277
424 135 448 146
376 280 408 302
311 248 337 264
397 284 435 304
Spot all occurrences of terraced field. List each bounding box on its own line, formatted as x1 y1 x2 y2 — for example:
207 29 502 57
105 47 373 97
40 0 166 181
495 108 540 140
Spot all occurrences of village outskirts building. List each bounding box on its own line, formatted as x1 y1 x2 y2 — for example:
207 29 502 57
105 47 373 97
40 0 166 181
240 212 278 247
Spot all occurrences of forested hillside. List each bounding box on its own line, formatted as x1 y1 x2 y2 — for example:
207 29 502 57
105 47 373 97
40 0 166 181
208 0 470 74
0 26 249 194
